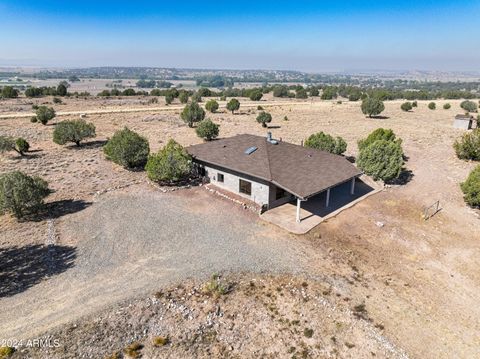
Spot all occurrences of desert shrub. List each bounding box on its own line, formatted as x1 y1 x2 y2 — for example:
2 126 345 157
461 165 480 207
179 91 189 104
152 336 170 347
460 100 477 113
165 93 174 105
196 119 219 141
1 86 18 98
305 132 347 155
443 103 451 110
453 129 480 161
361 98 385 118
181 102 205 127
52 97 62 104
35 106 56 125
56 83 67 96
30 116 37 123
0 136 30 156
123 342 143 359
296 88 308 99
226 98 240 114
202 274 231 297
357 140 404 181
303 328 314 338
309 87 320 96
191 92 202 103
0 171 50 218
53 119 96 146
0 346 15 358
256 111 272 128
145 139 192 183
257 105 264 110
249 90 263 101
205 99 219 113
103 127 149 169
412 101 418 107
15 138 30 155
321 86 337 100
358 128 401 151
428 102 436 110
400 102 412 112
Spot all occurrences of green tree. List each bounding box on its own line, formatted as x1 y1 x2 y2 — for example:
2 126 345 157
460 100 478 113
400 102 413 112
357 140 404 182
443 103 451 110
256 111 272 128
1 86 19 98
179 91 189 104
361 98 385 118
165 93 174 105
453 128 480 161
53 119 96 147
181 102 205 127
309 87 320 97
249 90 263 101
412 101 418 107
35 106 56 125
296 88 308 99
0 171 50 218
191 92 202 103
0 136 30 156
103 127 150 169
146 139 192 183
358 128 401 151
428 102 436 110
321 87 337 100
205 99 219 113
226 98 240 114
196 119 219 141
304 132 347 155
461 165 480 207
56 83 67 96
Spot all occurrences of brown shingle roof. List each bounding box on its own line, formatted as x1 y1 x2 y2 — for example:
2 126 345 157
187 134 362 199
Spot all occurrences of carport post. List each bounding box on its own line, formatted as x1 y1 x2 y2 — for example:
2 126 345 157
326 188 331 207
350 177 355 195
296 198 302 223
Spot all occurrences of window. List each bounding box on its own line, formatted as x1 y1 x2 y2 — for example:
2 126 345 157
275 186 287 200
217 173 224 182
239 179 252 196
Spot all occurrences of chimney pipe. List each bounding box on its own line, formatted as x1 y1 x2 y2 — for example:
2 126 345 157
267 132 272 141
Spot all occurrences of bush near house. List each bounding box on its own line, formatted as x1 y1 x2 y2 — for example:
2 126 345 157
361 97 385 118
0 136 30 156
305 132 347 155
357 139 404 182
256 111 272 128
146 139 192 183
181 102 205 127
400 102 413 112
196 119 219 141
35 106 56 125
103 127 150 169
428 102 436 110
53 119 96 147
461 165 480 207
205 99 219 113
358 128 401 151
460 100 477 113
453 128 480 161
0 171 50 219
226 98 240 114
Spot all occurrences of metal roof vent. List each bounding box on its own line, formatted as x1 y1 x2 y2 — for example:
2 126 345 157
245 146 257 155
266 132 278 145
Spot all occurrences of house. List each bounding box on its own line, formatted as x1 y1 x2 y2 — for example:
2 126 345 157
453 114 474 130
187 133 362 223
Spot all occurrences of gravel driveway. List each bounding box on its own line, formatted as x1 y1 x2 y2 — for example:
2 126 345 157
0 185 308 339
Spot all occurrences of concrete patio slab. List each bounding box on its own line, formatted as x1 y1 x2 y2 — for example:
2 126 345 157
260 176 382 234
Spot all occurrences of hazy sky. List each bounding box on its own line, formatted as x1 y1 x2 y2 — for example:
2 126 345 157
1 0 479 72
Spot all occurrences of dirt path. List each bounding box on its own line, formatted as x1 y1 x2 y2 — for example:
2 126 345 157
0 100 312 119
0 185 315 340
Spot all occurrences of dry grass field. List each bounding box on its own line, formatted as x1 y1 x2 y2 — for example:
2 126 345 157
1 95 479 358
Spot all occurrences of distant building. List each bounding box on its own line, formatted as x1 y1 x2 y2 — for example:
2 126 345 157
453 114 474 130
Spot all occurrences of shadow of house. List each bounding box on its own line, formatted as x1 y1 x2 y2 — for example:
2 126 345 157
0 244 76 297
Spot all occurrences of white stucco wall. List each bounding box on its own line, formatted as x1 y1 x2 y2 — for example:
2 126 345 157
199 164 270 205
